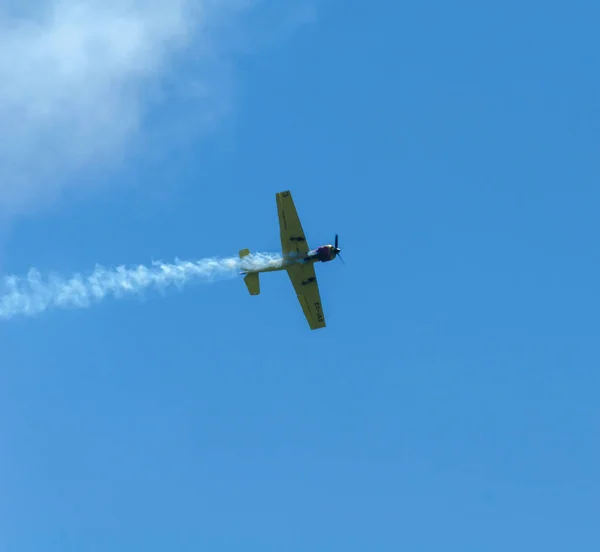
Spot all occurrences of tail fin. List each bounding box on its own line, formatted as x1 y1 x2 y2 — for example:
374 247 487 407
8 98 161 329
239 248 250 274
243 273 260 295
239 249 260 294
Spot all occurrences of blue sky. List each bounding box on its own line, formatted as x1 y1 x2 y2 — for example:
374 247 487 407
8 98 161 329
1 0 600 550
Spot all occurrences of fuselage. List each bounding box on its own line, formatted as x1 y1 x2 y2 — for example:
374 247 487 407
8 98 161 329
243 244 337 274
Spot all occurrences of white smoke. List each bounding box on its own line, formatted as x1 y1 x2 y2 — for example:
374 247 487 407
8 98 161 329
0 0 252 216
0 252 282 320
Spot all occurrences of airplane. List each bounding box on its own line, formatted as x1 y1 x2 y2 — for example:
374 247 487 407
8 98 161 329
239 190 343 330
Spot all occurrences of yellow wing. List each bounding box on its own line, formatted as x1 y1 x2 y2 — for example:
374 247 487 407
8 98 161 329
287 263 326 330
276 191 310 258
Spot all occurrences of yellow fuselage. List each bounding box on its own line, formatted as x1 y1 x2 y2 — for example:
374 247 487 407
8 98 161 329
242 245 337 275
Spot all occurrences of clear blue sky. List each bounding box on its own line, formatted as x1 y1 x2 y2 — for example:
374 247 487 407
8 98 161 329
2 1 599 550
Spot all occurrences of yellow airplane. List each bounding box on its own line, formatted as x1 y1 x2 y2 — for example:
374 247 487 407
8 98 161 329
239 190 343 330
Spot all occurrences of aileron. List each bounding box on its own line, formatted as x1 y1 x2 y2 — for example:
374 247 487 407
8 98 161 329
287 264 326 330
276 191 309 258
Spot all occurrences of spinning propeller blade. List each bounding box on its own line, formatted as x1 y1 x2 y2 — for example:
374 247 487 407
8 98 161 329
334 233 343 264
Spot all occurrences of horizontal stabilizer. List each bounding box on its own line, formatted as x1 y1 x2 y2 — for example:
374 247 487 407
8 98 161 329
244 272 260 295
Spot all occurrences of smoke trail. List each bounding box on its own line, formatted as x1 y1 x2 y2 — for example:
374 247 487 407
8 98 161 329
0 252 282 320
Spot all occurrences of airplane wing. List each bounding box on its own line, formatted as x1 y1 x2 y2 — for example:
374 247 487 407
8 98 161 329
287 263 326 330
276 191 310 258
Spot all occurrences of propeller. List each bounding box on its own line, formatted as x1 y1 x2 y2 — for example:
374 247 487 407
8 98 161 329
334 233 344 264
